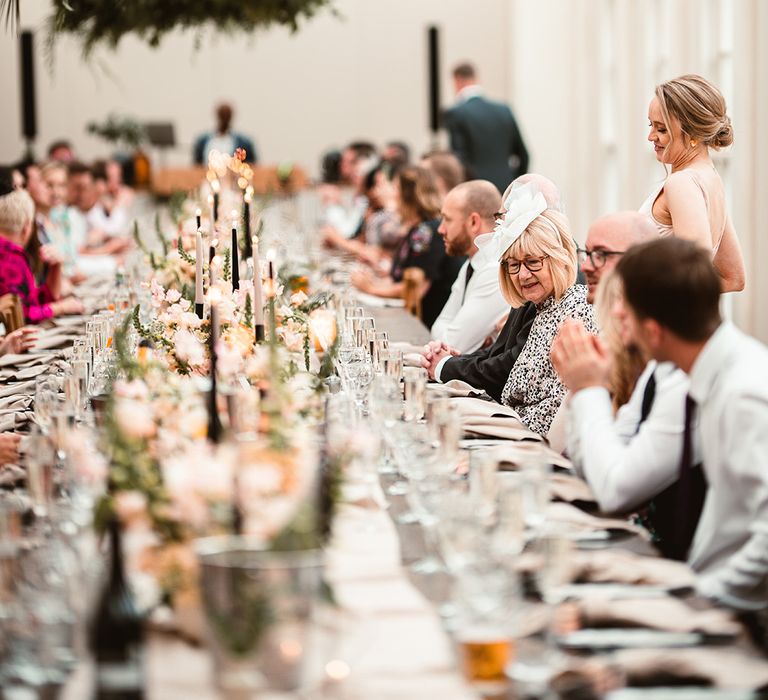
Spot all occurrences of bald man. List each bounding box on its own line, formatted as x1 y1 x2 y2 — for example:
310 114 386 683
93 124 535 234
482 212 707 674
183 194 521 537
579 211 658 304
431 181 509 353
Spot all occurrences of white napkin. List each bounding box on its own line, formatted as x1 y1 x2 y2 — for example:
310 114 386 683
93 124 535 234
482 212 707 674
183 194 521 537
0 411 32 431
30 333 79 351
0 395 34 411
0 380 35 398
462 419 542 442
0 365 49 382
452 396 522 421
51 315 88 328
486 441 570 469
571 549 696 587
546 502 648 537
0 352 51 369
578 597 741 636
354 291 405 308
439 379 486 397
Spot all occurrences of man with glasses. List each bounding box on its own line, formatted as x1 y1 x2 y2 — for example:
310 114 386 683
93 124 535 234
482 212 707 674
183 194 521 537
578 211 657 304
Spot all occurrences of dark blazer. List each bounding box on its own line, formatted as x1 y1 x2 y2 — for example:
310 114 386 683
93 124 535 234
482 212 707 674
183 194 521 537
443 95 529 194
440 302 537 402
193 132 258 165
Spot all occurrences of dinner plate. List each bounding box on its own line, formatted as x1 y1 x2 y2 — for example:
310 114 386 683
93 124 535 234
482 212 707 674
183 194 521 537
557 628 702 650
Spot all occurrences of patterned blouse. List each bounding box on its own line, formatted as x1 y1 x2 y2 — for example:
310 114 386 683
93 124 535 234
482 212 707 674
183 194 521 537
0 236 54 323
501 284 597 435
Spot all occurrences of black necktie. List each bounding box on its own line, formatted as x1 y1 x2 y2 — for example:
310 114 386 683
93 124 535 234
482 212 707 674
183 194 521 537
461 262 474 304
674 394 697 559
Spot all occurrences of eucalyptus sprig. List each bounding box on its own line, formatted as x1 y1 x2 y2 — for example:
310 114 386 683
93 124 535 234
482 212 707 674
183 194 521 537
177 235 195 265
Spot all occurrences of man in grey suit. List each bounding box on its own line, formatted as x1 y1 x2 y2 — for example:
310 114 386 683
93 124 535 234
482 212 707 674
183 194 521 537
442 63 529 194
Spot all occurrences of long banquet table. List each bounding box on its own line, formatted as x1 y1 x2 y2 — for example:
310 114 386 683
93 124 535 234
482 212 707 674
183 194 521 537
6 242 765 699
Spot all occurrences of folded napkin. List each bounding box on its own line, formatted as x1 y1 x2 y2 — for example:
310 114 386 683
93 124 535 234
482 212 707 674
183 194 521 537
571 549 696 588
548 473 595 504
614 648 768 689
452 396 522 421
0 464 25 487
354 291 405 308
0 352 51 369
30 333 79 351
546 502 648 538
463 419 543 441
578 597 741 636
0 380 35 399
0 395 34 411
436 379 488 398
0 411 32 431
0 365 49 382
51 315 88 328
488 442 572 469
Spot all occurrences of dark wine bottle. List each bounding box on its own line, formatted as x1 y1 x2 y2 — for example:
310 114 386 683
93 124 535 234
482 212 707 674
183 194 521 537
90 517 146 700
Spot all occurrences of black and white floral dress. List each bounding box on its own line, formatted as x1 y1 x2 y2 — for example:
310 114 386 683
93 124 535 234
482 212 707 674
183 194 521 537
500 284 597 435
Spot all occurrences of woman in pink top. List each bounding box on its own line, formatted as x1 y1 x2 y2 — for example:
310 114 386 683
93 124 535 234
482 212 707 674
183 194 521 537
0 186 82 323
642 74 745 293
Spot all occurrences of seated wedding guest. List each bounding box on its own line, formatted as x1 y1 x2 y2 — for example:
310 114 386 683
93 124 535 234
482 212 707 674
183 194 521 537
642 74 745 292
47 139 75 163
323 164 401 262
351 166 464 329
0 432 21 468
42 162 113 278
382 141 411 170
615 237 768 610
68 162 132 253
431 180 508 353
421 175 562 402
420 151 466 202
0 188 83 322
193 102 257 165
578 211 659 305
551 274 702 560
19 161 70 289
94 160 134 214
490 186 596 434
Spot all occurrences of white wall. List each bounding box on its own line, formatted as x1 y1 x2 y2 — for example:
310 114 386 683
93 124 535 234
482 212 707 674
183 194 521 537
0 0 509 172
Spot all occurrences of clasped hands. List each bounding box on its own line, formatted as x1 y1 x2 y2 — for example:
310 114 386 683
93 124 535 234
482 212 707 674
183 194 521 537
420 340 460 380
550 318 611 393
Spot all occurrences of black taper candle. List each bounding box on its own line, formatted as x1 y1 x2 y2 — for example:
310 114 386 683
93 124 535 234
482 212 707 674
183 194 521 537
212 193 219 225
243 198 252 260
231 225 240 290
207 304 222 444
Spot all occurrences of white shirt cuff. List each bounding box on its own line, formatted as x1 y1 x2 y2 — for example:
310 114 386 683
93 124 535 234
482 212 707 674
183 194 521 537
434 356 451 383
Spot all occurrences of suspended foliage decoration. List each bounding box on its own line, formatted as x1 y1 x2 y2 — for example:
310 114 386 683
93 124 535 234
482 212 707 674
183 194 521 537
1 0 336 57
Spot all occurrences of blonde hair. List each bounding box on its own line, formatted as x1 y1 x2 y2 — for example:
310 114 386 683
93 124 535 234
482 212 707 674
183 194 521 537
655 74 733 150
0 190 35 235
498 209 577 308
594 270 648 413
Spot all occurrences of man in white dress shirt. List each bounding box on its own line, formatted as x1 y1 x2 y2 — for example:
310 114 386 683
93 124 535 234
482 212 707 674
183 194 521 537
614 237 768 612
431 181 508 353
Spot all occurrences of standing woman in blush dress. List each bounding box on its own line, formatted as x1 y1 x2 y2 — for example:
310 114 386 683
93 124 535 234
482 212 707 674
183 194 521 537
641 74 745 292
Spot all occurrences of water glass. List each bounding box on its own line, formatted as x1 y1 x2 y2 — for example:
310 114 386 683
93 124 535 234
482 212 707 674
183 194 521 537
34 377 59 436
402 367 427 422
380 349 403 382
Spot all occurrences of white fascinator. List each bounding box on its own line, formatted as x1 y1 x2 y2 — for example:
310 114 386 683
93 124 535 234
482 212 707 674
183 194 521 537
476 182 548 261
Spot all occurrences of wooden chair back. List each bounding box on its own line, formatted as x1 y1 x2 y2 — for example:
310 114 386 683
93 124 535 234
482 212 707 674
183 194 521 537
402 267 425 320
0 295 24 333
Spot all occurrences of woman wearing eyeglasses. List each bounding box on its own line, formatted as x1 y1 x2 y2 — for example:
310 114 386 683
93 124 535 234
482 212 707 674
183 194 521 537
483 184 597 436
